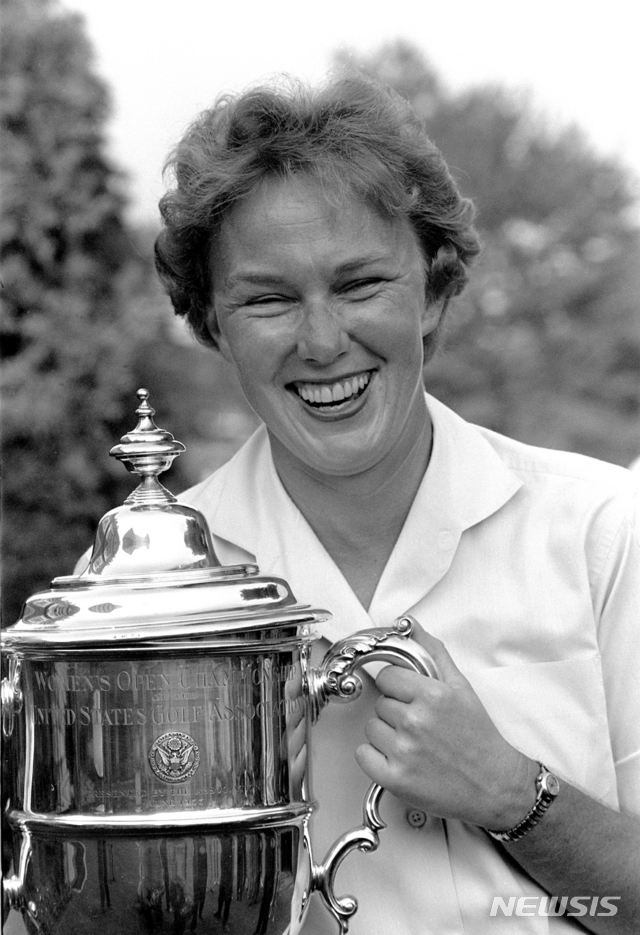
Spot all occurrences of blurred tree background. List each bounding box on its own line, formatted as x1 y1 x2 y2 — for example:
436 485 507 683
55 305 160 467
2 10 639 624
338 42 640 457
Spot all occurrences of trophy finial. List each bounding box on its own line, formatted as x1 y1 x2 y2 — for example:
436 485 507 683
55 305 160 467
135 386 153 414
76 387 220 575
110 388 186 504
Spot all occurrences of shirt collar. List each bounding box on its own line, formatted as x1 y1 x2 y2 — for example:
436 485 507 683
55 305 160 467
367 394 522 627
203 395 522 639
413 393 522 535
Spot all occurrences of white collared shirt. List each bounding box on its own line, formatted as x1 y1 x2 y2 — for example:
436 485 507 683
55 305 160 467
182 394 640 934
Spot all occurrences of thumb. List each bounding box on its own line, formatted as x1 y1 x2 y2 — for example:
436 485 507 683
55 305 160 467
403 617 469 687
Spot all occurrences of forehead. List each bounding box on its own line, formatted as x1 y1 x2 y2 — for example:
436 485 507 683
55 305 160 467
212 175 421 276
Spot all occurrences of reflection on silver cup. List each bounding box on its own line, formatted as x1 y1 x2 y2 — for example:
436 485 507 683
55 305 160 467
10 828 307 935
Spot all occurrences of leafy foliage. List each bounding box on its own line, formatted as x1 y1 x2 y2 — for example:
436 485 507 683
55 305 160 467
0 0 150 623
337 42 640 463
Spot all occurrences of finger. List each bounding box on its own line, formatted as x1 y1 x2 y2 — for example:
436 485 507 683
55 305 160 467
375 694 408 727
376 664 439 702
291 743 307 776
364 715 397 755
406 621 470 687
286 700 305 731
289 714 307 753
355 742 392 786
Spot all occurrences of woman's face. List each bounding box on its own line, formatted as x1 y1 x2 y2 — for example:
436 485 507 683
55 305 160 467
209 175 440 478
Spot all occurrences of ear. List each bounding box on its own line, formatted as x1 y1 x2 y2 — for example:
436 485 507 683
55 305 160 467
421 297 447 339
206 307 234 364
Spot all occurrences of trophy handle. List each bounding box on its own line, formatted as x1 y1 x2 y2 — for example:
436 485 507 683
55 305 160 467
2 825 32 926
306 614 438 933
1 657 23 739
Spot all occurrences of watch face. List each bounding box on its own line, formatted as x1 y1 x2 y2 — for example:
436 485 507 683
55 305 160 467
546 774 560 796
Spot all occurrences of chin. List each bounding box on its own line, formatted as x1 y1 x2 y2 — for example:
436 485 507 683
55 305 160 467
303 442 387 477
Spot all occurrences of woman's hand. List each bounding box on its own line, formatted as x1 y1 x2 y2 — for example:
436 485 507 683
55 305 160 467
355 624 537 830
356 624 640 933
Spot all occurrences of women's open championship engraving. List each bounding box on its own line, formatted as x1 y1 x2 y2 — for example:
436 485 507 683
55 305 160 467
2 391 437 934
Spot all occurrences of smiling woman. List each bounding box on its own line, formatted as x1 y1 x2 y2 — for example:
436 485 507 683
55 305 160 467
154 75 640 934
154 77 480 355
209 174 438 480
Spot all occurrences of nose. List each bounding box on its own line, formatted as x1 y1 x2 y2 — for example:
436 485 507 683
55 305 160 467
296 300 350 365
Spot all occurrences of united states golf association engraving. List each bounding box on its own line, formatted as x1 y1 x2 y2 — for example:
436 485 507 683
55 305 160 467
148 731 200 783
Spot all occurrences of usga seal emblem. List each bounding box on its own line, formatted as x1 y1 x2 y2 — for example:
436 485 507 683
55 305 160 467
148 731 200 783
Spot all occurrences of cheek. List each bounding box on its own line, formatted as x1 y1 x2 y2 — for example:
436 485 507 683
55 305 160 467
216 317 255 369
373 313 425 365
223 317 296 374
224 330 282 407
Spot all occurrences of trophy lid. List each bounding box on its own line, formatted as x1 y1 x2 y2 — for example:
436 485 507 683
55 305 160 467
3 389 327 651
84 387 218 578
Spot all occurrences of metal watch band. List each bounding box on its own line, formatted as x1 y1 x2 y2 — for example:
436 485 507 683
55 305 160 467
487 762 560 843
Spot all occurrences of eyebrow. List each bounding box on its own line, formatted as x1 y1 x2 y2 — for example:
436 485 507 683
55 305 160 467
223 272 288 289
222 254 395 290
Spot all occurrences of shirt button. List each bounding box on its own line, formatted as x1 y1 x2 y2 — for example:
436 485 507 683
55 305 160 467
406 808 427 829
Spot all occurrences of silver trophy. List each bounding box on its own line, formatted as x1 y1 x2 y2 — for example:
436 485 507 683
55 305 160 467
2 390 437 934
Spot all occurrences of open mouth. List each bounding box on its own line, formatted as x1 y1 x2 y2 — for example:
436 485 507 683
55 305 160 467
290 370 374 411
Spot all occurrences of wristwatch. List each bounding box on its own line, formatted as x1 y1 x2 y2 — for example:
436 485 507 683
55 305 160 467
487 762 560 843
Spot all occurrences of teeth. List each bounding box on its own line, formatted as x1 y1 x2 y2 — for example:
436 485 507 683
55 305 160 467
295 372 371 407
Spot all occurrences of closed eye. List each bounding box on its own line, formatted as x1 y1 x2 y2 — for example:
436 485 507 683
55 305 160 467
243 294 296 313
340 278 387 296
246 294 291 305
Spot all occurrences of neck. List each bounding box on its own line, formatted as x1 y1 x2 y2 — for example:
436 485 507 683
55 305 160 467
268 395 433 607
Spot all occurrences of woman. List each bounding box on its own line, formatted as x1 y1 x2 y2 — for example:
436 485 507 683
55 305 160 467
155 77 640 933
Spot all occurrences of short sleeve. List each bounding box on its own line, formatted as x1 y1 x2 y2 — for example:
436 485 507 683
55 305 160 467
592 484 640 814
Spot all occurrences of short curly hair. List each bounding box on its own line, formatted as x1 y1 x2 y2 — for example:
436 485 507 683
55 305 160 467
155 75 480 357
